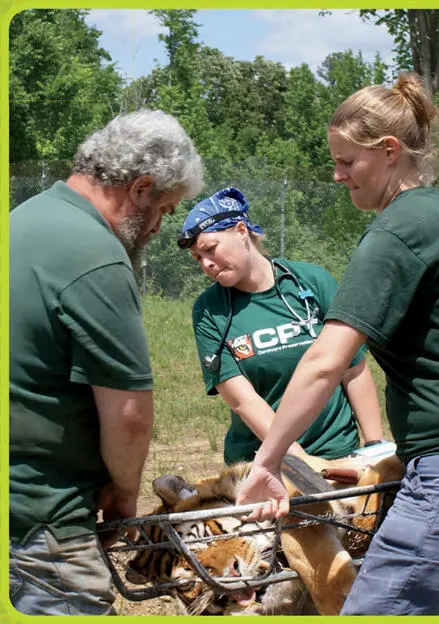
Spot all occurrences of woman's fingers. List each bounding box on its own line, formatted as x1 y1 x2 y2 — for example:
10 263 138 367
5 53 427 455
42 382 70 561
236 464 290 521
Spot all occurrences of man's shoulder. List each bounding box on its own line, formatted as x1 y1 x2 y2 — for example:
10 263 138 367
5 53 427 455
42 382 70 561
11 181 130 271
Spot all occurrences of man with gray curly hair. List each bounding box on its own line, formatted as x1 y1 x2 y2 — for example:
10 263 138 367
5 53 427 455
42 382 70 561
71 108 203 269
10 109 203 615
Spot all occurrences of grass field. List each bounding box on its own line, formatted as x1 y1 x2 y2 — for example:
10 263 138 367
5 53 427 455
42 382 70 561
141 294 230 450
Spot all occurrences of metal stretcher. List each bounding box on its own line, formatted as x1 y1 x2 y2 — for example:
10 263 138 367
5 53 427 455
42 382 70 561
97 480 400 602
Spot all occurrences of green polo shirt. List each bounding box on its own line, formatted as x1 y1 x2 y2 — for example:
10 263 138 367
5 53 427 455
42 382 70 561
193 260 365 464
10 181 153 544
326 186 439 464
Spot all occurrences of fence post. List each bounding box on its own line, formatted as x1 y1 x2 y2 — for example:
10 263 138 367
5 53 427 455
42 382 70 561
41 160 46 191
280 177 287 257
140 251 147 296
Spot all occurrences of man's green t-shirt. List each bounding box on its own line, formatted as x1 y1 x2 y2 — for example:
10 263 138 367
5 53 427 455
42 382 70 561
193 259 365 464
326 186 439 464
10 181 153 544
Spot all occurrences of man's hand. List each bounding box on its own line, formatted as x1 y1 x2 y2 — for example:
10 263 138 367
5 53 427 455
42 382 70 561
96 482 138 548
236 464 290 521
92 386 153 548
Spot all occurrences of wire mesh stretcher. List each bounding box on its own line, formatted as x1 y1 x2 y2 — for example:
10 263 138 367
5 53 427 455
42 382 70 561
97 480 400 602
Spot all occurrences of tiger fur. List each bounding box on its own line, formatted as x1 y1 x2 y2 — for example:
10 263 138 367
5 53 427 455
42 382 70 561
126 453 403 615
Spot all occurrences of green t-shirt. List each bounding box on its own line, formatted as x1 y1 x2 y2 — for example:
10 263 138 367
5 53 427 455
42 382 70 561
10 181 153 544
193 259 365 464
326 186 439 465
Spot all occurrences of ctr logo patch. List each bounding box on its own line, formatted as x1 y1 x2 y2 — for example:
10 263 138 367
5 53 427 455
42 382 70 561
228 334 255 360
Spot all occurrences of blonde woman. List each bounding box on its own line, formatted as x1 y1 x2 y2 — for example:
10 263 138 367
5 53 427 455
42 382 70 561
237 72 439 615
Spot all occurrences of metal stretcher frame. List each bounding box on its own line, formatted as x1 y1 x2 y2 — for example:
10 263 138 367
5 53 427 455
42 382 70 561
97 480 401 602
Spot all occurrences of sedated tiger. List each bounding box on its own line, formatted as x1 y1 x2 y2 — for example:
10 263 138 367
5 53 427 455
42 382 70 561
126 453 403 615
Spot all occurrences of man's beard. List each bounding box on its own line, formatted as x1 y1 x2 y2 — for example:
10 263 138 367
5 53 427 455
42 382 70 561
114 214 148 272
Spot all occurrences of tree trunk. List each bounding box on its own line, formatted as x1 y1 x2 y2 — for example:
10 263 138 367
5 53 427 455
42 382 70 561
407 10 439 95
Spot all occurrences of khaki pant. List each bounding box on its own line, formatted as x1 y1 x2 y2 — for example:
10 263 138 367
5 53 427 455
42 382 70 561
10 529 116 616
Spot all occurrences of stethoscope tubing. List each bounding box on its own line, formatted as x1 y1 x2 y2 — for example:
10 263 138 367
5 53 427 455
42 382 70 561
273 261 318 338
204 259 318 370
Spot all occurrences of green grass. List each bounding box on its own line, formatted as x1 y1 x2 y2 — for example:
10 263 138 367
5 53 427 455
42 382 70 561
141 295 229 449
365 353 391 439
142 294 391 449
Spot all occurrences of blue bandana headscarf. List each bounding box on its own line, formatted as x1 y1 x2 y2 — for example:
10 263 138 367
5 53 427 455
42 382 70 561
179 187 264 246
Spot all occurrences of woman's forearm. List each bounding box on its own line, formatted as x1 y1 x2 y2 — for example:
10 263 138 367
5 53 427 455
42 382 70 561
254 360 342 470
254 322 366 470
217 376 306 455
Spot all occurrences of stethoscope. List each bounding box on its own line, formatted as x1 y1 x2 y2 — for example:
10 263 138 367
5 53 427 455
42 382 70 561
203 259 320 373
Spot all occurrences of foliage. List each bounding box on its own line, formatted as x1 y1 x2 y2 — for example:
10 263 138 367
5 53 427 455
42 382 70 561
360 10 439 93
10 9 405 300
320 186 375 269
150 9 200 90
9 9 122 162
9 160 72 210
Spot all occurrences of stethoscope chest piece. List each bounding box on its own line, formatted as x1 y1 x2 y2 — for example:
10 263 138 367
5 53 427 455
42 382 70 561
204 353 221 372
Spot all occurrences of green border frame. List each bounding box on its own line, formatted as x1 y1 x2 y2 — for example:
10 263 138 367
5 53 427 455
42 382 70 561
1 2 436 624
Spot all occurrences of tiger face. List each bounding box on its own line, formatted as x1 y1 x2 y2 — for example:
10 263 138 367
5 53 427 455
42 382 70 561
172 537 269 615
126 455 403 615
126 469 279 615
127 535 267 615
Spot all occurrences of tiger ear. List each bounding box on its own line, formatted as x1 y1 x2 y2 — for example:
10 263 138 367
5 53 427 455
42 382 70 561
152 474 197 507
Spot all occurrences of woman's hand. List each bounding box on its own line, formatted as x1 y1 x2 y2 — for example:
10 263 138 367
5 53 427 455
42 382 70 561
236 464 290 521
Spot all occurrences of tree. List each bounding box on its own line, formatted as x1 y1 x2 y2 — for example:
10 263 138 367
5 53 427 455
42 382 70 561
317 50 387 101
267 52 388 181
149 10 200 89
119 66 168 112
360 10 439 94
9 9 122 162
197 47 241 128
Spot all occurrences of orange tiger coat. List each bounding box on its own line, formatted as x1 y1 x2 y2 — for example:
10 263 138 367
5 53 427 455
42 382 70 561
127 453 403 615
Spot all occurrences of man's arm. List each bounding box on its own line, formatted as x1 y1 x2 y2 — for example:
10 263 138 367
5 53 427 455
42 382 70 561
93 386 154 528
341 359 384 443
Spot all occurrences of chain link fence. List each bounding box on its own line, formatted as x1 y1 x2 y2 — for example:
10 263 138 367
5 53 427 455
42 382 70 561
10 160 372 298
10 160 72 210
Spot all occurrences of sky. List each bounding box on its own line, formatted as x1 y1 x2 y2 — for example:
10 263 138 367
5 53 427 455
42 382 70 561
84 9 396 83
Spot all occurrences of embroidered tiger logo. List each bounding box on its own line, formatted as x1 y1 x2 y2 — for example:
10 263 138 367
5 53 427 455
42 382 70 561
227 334 254 360
126 454 403 615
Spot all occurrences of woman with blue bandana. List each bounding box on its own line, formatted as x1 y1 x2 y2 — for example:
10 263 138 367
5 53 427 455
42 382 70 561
177 187 384 465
